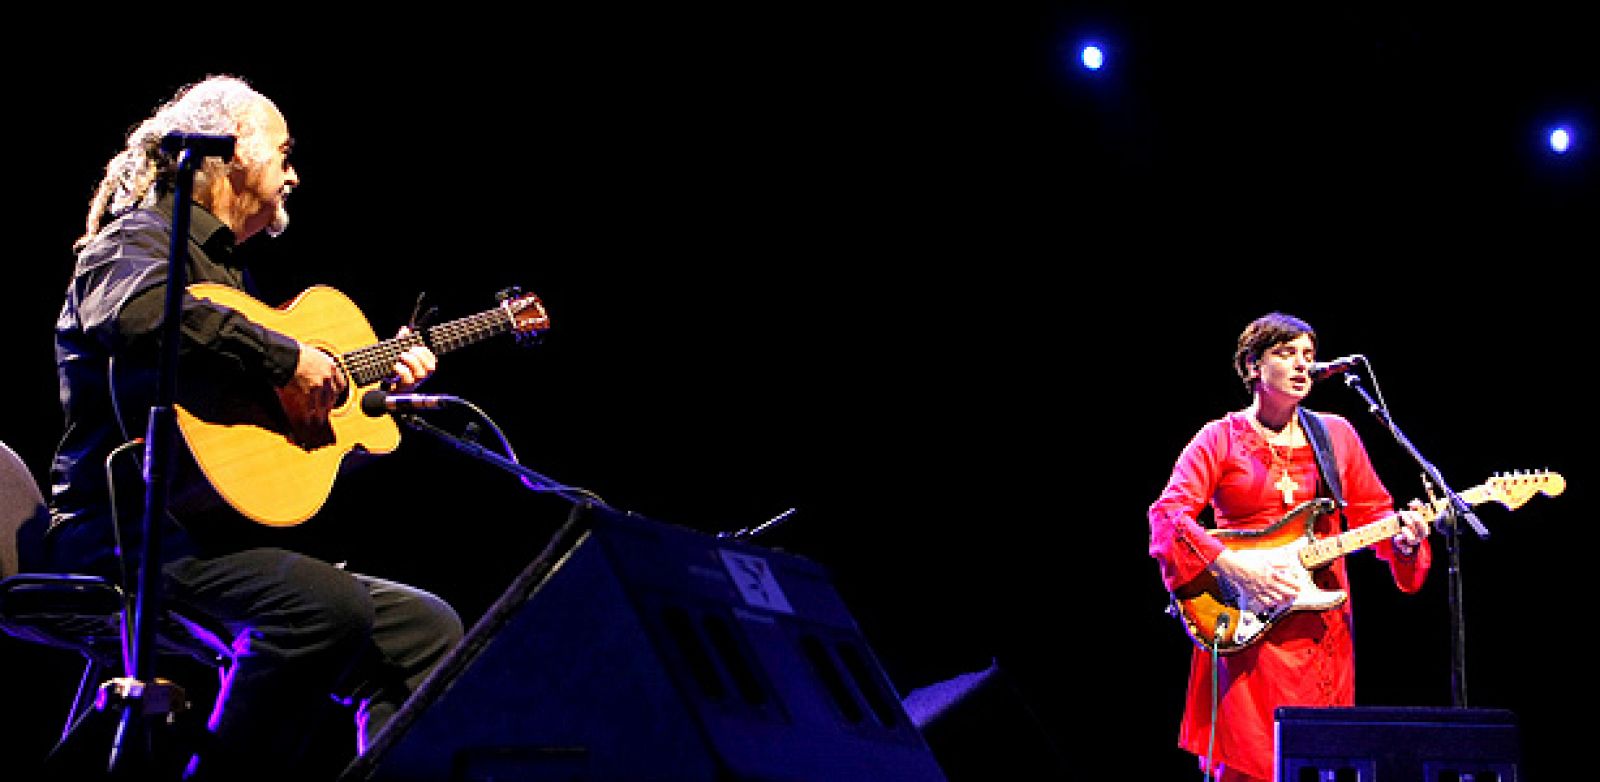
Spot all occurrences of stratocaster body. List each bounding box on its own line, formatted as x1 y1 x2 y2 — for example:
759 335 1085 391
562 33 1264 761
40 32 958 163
1169 471 1565 654
1170 498 1342 654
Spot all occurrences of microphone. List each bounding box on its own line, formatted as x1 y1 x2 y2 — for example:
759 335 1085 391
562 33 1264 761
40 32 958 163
1309 354 1365 381
360 388 460 417
159 132 236 160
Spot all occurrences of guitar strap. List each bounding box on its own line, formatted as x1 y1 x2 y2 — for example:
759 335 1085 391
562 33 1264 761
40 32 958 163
1298 407 1346 514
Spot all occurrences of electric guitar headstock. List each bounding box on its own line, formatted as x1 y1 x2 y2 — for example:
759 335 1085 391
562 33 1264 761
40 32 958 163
1412 470 1565 523
1480 469 1565 510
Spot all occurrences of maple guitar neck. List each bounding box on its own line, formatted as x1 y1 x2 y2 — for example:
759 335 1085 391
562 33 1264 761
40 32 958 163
1172 470 1564 654
1298 480 1541 569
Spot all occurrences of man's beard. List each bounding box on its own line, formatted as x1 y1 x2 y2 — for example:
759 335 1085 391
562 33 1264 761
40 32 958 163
267 202 290 238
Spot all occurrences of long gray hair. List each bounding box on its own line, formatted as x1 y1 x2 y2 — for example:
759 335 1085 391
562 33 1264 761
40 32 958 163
75 74 274 251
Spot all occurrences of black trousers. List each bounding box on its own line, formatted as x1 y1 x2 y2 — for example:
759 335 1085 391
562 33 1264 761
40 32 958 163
166 548 463 779
45 520 463 780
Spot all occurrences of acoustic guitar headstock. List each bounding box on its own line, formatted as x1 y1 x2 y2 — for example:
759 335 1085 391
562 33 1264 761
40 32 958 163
498 287 551 346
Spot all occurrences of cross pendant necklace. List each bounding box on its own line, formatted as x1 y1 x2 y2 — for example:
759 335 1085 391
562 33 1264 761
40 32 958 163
1253 412 1300 506
1275 471 1299 505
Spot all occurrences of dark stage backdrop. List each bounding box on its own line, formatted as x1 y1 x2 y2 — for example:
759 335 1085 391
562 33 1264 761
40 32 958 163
3 5 1594 779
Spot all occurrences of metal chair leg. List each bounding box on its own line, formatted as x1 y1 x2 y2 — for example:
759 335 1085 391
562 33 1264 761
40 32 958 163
59 656 104 745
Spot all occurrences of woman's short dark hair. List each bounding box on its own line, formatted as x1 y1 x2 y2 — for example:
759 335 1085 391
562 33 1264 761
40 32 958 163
1234 311 1317 392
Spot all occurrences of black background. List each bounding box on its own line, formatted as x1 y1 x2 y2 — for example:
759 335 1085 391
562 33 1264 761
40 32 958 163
3 4 1594 778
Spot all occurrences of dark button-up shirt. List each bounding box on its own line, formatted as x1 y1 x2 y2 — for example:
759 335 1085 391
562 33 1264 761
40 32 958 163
48 195 299 571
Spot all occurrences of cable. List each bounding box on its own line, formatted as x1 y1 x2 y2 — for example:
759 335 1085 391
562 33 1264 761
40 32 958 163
1204 612 1229 781
453 397 605 504
103 438 145 674
1361 355 1389 414
395 402 607 507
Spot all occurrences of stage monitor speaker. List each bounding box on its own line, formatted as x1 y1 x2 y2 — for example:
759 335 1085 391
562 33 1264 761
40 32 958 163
1276 705 1520 782
902 660 1070 780
342 505 947 782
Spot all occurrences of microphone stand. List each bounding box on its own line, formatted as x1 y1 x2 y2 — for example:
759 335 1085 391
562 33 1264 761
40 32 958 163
340 411 602 782
1335 370 1487 709
391 412 606 509
108 138 232 777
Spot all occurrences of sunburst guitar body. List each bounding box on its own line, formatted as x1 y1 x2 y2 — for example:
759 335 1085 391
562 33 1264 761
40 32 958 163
1170 471 1564 653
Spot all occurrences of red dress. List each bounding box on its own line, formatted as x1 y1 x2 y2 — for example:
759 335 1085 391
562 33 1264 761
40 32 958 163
1147 410 1431 780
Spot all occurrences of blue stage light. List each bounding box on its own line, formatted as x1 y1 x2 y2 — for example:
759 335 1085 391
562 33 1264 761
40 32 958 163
1548 126 1572 154
1080 44 1104 71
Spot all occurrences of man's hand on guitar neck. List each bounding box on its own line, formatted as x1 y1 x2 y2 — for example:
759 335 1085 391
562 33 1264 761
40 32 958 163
1208 548 1300 613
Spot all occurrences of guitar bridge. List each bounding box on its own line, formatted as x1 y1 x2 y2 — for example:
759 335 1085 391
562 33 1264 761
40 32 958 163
1232 610 1267 646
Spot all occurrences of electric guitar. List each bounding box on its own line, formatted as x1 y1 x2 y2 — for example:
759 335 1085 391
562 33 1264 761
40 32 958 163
1169 470 1565 654
161 283 550 527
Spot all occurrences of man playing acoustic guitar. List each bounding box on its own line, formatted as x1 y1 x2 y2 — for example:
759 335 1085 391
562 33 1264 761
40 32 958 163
43 75 464 780
1147 311 1432 782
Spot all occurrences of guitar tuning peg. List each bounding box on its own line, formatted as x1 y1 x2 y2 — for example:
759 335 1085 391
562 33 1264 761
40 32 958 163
496 286 524 303
408 292 439 333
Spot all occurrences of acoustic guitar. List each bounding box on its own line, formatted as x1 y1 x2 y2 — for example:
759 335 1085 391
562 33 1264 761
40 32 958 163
1169 470 1564 654
165 283 550 527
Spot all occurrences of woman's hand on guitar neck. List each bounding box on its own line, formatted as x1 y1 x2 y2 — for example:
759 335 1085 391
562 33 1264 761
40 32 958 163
1390 501 1431 557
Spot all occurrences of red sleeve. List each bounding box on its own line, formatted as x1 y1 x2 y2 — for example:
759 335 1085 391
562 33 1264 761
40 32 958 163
1148 420 1228 591
1324 413 1431 592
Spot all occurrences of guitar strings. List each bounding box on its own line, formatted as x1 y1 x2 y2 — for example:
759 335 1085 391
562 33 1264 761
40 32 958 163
342 309 516 386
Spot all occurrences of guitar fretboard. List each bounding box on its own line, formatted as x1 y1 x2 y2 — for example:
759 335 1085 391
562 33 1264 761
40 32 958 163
342 307 517 386
1297 484 1497 567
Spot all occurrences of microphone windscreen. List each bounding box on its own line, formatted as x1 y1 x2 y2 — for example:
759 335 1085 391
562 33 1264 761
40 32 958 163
360 388 389 417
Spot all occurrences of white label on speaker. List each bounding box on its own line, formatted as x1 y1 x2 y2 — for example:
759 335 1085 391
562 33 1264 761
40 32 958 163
719 550 794 614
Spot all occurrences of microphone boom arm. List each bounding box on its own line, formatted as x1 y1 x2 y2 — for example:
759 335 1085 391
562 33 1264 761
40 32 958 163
1339 373 1487 538
392 406 606 509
